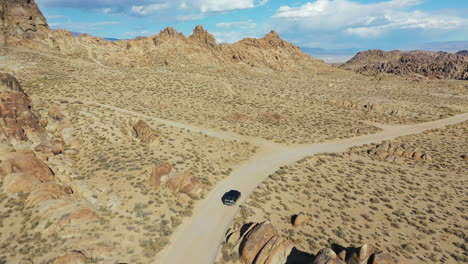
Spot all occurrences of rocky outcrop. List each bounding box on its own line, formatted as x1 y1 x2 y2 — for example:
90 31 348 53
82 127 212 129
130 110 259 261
368 141 432 163
133 120 161 145
1 2 323 72
147 163 203 197
313 244 397 264
0 73 45 144
189 24 217 49
0 0 48 45
0 150 54 193
456 50 468 56
224 222 397 264
225 222 294 264
147 162 173 186
342 49 468 80
0 72 23 91
0 73 102 262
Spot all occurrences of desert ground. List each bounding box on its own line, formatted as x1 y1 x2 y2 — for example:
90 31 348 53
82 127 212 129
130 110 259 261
1 44 467 264
220 121 467 264
0 3 467 262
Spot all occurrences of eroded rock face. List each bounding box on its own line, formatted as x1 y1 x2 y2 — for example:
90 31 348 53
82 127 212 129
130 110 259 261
147 163 204 197
0 0 48 44
0 73 103 262
147 163 173 186
189 24 217 49
238 221 295 264
133 120 161 145
368 141 432 163
0 73 45 144
0 72 23 91
342 50 468 80
167 171 203 197
0 151 55 194
226 222 397 264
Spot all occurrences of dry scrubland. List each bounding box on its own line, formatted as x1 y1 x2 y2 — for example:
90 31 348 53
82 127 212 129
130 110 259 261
224 121 467 264
0 92 255 263
2 47 467 144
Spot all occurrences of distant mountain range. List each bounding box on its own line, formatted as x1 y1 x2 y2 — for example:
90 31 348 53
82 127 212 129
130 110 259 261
410 41 468 53
300 47 361 64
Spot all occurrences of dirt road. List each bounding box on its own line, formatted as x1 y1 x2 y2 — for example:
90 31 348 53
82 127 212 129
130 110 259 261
52 99 467 264
158 113 468 264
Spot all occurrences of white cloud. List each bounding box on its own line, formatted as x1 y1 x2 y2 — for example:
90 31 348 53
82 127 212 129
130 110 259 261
216 20 257 29
131 3 170 16
273 0 468 38
196 0 255 12
38 0 267 14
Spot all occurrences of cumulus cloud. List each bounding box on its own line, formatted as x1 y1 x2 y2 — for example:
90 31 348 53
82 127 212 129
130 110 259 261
37 0 267 15
273 0 468 38
131 3 170 16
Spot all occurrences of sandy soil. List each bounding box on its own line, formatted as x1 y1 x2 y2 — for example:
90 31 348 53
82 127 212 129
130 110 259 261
162 114 468 264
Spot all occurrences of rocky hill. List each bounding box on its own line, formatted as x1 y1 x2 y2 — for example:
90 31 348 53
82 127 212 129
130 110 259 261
0 0 48 45
341 50 468 80
0 0 321 71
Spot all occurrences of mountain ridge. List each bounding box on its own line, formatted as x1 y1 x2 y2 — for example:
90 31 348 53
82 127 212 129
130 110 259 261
0 0 323 71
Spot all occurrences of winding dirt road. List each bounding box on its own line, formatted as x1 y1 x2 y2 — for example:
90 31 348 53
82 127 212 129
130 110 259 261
54 99 467 264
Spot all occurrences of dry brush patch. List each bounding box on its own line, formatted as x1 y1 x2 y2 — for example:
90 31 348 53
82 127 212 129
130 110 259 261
226 122 467 263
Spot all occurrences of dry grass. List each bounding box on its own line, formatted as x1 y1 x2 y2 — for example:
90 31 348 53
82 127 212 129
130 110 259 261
231 122 468 263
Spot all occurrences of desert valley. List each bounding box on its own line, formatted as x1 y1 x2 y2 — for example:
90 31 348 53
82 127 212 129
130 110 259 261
0 0 467 264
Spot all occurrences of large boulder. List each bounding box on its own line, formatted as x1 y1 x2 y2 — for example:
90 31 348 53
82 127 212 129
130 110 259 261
293 213 309 227
166 171 203 197
313 248 345 264
147 163 173 186
254 235 294 264
133 120 161 145
0 151 54 182
239 222 279 264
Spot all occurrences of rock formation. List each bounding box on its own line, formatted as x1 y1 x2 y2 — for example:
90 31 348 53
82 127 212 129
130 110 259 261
368 141 432 163
147 163 204 197
1 1 323 71
238 222 294 264
133 120 161 145
292 213 309 227
0 0 48 45
342 50 468 80
0 73 45 144
225 222 397 264
0 73 102 262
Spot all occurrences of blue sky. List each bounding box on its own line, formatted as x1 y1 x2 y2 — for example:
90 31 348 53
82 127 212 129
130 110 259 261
36 0 468 50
